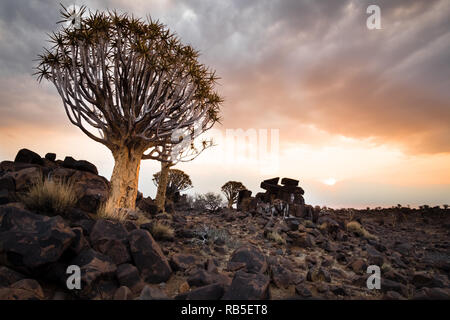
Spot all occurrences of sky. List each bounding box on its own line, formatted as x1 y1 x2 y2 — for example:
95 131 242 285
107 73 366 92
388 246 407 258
0 0 449 208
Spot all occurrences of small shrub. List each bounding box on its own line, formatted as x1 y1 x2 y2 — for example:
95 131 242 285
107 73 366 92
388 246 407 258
21 178 77 215
191 192 224 212
150 222 175 240
192 225 239 247
346 221 377 240
266 231 286 245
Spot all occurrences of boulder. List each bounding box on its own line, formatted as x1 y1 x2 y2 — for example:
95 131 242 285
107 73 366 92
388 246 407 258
113 286 133 300
177 283 225 300
0 279 44 300
0 189 13 205
228 245 267 274
116 263 144 294
14 149 44 166
139 285 168 300
51 168 109 213
170 253 201 272
269 262 294 289
90 219 130 265
0 175 15 192
222 270 270 300
413 287 450 300
68 227 90 256
137 197 158 215
287 231 315 248
306 267 331 283
70 249 117 295
0 206 75 271
0 266 25 288
128 229 172 283
44 153 56 162
187 269 231 287
62 156 98 175
4 167 42 192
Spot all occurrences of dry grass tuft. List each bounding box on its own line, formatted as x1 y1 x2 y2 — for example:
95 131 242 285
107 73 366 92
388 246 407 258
150 222 175 240
21 178 78 215
267 231 286 245
96 200 129 222
346 221 377 240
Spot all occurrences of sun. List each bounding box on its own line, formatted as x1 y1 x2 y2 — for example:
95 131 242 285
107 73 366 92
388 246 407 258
322 178 337 186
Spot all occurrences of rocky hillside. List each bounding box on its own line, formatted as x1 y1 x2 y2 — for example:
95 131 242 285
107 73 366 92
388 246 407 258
0 149 449 300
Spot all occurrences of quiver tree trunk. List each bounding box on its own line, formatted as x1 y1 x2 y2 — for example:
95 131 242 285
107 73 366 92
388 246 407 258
108 146 143 209
227 199 234 209
155 161 171 213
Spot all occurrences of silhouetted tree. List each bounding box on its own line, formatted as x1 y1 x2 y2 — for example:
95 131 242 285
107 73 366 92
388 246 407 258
35 5 221 210
221 181 246 208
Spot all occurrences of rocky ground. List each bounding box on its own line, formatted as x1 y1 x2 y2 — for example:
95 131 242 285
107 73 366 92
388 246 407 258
0 149 449 300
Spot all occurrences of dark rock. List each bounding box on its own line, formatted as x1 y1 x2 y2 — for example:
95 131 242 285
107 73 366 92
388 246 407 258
413 287 450 300
295 284 312 298
0 189 13 205
68 227 90 256
128 229 172 283
280 178 299 187
0 206 76 271
285 218 301 231
64 208 91 221
170 254 201 272
4 167 42 192
14 149 44 166
229 245 267 274
306 267 331 283
44 153 56 162
187 269 231 287
349 258 368 275
178 283 225 300
113 286 132 300
384 291 406 300
223 270 270 300
70 219 95 236
411 271 445 289
287 231 315 248
137 197 158 215
0 266 25 288
366 245 384 266
0 175 15 192
116 263 144 294
90 219 130 265
139 285 168 300
270 262 293 289
124 220 138 232
70 249 117 296
381 279 408 297
62 156 98 175
0 279 44 300
51 168 109 213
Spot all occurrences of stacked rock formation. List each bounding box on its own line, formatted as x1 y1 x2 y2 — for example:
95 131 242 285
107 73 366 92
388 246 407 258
237 177 316 221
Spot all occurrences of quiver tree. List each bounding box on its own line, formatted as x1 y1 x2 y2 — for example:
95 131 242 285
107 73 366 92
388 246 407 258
35 6 222 210
145 129 214 212
221 181 246 208
153 168 192 201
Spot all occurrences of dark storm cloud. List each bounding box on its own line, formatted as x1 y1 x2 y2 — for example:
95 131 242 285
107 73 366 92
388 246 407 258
0 0 449 154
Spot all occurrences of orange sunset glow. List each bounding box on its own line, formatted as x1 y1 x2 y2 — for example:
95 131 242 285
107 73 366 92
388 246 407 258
0 0 449 208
